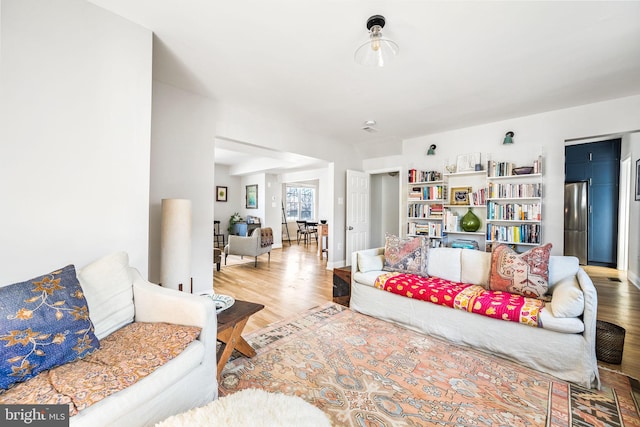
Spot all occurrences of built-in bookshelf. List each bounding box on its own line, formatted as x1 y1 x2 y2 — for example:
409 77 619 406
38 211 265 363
406 155 543 252
485 156 543 251
407 169 445 243
442 170 487 250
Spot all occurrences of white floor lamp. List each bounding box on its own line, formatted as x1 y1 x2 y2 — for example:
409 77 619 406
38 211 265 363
160 198 192 292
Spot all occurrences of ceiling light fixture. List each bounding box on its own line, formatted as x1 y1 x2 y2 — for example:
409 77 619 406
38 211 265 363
354 15 399 67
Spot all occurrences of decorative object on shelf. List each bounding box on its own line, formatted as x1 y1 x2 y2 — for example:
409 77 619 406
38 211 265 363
246 184 258 209
513 166 534 175
445 163 456 174
354 15 399 67
216 186 227 202
426 144 437 156
161 198 192 292
461 207 481 232
450 187 472 205
503 131 515 145
456 152 481 172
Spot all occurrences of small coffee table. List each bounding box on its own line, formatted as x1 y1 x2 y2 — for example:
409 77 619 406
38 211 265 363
216 299 265 379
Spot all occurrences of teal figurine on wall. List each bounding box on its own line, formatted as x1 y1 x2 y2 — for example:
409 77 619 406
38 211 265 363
461 207 481 232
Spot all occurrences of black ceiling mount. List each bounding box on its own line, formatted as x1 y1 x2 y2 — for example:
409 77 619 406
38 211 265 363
366 15 386 30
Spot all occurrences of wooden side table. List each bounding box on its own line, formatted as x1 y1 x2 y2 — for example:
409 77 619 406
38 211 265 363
317 223 328 259
216 300 265 379
332 266 351 307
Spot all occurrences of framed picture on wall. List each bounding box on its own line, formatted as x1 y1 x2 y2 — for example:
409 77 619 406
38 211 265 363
246 184 258 209
636 159 640 201
216 186 227 202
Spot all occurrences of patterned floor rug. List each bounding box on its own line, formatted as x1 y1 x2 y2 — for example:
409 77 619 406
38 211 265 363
219 303 640 427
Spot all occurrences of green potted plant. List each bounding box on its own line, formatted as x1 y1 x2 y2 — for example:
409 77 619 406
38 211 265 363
227 212 242 234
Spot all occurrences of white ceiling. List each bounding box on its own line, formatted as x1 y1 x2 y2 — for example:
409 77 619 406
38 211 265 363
89 0 640 167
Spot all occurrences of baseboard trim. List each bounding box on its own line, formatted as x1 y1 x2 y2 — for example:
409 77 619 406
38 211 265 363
628 270 640 290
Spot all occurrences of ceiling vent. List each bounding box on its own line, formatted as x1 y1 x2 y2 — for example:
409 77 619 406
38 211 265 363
362 120 378 133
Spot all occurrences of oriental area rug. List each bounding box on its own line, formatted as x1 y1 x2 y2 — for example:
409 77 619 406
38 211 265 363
219 303 640 427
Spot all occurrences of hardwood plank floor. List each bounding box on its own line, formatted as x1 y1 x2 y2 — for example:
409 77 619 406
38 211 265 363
213 243 640 380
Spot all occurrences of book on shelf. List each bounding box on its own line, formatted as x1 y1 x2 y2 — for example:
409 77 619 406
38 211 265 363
487 161 514 177
468 188 486 206
487 202 541 221
533 155 543 174
444 210 459 232
486 223 541 244
408 169 442 183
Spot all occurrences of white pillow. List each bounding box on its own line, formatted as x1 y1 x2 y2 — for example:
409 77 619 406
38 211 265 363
426 248 462 282
78 251 134 339
550 276 584 318
548 256 579 286
358 253 385 273
460 249 491 286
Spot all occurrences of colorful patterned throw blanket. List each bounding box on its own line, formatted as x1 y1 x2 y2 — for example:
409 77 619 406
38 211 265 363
374 272 544 327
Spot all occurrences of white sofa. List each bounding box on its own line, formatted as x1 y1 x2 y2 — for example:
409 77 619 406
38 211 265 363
350 247 600 389
0 252 217 427
71 252 218 426
224 227 272 267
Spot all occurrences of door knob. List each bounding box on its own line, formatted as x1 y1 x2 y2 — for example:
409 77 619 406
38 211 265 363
348 226 354 230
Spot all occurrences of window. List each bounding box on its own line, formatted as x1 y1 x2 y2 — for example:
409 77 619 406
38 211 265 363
286 185 315 221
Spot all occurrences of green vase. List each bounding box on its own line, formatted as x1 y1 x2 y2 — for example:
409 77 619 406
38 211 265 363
461 207 481 232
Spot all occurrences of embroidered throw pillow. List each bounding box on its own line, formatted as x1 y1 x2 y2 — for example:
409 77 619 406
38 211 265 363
0 265 100 390
382 233 429 277
489 243 552 299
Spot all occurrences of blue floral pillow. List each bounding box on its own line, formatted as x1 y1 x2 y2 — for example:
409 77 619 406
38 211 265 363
0 265 100 390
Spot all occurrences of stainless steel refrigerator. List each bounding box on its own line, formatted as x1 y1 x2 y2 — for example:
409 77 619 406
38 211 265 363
564 182 588 264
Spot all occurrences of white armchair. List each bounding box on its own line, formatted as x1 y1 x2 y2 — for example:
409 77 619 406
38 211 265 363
223 227 272 267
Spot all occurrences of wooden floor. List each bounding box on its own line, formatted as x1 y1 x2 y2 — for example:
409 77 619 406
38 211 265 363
213 243 640 380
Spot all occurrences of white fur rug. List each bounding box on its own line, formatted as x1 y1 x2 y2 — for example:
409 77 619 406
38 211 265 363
156 389 332 427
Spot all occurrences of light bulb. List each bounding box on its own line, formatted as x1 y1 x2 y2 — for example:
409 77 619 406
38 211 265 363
370 26 382 51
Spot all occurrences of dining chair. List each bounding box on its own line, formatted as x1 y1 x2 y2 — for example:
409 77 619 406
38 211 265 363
296 221 310 244
214 220 225 248
305 221 319 244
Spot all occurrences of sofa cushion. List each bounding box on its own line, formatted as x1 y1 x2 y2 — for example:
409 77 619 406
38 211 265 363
549 276 584 318
0 265 100 390
548 256 580 287
427 248 462 283
489 244 552 299
78 252 134 340
353 271 386 287
460 249 491 287
358 253 385 273
382 234 429 277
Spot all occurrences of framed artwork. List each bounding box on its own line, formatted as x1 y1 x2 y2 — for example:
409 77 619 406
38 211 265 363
636 159 640 201
456 152 482 172
450 187 472 205
216 186 227 202
246 184 258 209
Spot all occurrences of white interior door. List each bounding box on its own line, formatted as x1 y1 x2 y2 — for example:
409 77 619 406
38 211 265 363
346 170 370 263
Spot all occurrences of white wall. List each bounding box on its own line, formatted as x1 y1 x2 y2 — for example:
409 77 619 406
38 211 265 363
627 132 640 286
149 82 216 292
364 95 640 258
0 0 152 284
264 173 282 248
214 164 241 237
370 173 400 248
